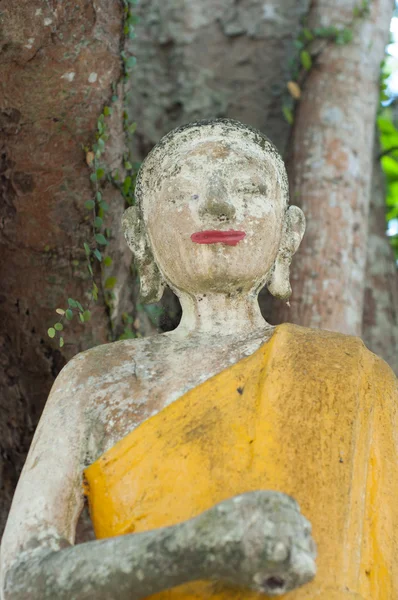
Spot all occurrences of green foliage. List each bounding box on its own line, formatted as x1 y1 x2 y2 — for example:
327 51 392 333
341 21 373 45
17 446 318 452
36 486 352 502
282 105 294 125
118 313 137 340
105 276 117 290
377 111 398 259
300 50 312 71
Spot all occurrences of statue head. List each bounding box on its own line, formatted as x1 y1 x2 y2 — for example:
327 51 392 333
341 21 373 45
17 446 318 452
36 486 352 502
122 119 305 303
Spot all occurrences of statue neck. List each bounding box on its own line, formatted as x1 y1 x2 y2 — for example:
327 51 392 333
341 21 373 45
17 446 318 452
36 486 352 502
172 292 270 340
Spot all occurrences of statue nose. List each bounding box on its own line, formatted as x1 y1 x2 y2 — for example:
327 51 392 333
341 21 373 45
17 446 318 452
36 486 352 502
199 177 236 219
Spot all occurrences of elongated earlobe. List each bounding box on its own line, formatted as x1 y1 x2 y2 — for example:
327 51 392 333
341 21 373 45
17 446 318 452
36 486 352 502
122 206 165 303
267 206 305 301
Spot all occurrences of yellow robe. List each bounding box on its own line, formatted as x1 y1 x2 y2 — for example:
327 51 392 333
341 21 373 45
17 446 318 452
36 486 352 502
84 324 398 600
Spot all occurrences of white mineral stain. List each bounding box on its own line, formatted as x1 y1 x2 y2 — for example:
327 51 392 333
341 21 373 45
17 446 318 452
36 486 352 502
88 72 98 83
61 72 76 82
44 18 53 26
24 38 35 49
35 8 42 16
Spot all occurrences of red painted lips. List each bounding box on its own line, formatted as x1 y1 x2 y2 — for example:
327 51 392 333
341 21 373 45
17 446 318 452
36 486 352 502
191 230 246 246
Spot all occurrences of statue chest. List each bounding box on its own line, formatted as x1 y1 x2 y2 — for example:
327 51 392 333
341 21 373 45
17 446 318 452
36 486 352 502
84 338 265 459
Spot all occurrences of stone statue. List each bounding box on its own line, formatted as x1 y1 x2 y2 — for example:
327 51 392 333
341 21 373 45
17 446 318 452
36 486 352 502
1 119 397 600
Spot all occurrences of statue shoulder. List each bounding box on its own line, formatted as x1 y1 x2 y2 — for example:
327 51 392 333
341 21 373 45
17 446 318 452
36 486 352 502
56 338 148 390
276 323 396 380
54 336 163 399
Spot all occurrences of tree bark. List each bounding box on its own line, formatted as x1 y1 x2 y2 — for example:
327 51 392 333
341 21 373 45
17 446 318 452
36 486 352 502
128 0 311 161
0 0 132 535
362 136 398 374
276 0 393 335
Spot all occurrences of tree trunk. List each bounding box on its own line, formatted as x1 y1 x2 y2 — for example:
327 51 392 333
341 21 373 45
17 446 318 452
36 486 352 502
0 0 132 535
362 136 398 373
129 0 310 160
276 0 393 335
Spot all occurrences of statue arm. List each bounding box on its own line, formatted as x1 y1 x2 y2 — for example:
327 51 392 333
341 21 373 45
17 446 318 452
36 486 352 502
4 490 315 600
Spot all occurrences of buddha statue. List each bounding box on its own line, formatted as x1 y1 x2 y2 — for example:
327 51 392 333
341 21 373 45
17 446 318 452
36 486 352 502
1 119 397 600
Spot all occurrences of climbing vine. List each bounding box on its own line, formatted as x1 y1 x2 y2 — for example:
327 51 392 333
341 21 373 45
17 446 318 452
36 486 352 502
283 0 371 124
47 0 140 347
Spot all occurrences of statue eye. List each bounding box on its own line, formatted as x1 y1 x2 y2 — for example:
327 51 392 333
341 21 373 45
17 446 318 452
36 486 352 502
192 194 199 200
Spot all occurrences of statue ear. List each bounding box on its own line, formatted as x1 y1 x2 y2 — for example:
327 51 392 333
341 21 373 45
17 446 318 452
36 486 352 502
122 206 166 304
267 205 305 301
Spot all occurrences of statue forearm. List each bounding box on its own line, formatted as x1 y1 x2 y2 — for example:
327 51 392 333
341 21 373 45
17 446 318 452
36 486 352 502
4 521 201 600
3 491 316 599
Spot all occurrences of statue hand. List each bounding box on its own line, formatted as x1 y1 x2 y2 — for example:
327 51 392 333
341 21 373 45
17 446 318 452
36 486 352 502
190 490 316 596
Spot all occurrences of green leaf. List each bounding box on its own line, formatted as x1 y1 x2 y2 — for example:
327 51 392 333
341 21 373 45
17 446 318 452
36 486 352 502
90 172 97 183
282 106 294 125
126 56 137 69
56 308 65 315
93 248 102 262
96 168 105 180
59 337 64 348
336 28 353 45
127 122 137 135
76 301 84 312
95 233 108 245
105 276 117 290
127 13 139 24
104 256 113 267
300 50 312 71
68 298 77 308
83 310 91 322
84 242 91 256
85 199 95 210
48 327 56 338
65 309 73 321
124 161 133 170
92 283 99 301
302 28 314 42
94 216 103 228
96 191 102 202
123 176 132 195
98 138 105 151
99 201 109 212
87 263 93 276
381 156 398 181
79 313 85 323
103 106 113 116
54 323 63 331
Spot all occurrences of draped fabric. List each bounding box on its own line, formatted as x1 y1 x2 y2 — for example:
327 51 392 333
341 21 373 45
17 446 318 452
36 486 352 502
84 324 398 599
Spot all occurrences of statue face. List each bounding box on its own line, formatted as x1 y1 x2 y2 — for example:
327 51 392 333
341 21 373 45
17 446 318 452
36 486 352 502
143 139 287 295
